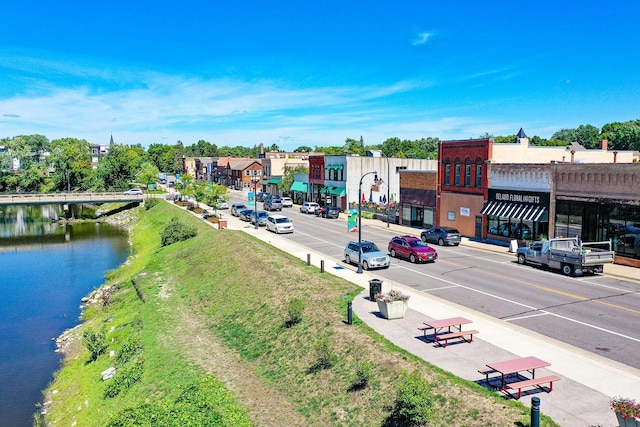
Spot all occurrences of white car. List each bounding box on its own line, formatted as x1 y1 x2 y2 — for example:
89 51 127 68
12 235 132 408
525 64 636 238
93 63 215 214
300 202 320 214
215 200 229 209
123 188 143 195
281 197 293 208
266 214 294 234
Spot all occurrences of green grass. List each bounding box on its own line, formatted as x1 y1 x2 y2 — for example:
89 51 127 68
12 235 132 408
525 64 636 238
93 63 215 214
41 201 561 427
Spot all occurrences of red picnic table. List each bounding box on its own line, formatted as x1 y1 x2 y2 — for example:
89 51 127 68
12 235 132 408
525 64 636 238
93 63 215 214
482 356 560 399
418 316 477 347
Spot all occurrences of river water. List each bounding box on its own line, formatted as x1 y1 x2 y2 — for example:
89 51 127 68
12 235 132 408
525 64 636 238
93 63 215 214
0 205 129 426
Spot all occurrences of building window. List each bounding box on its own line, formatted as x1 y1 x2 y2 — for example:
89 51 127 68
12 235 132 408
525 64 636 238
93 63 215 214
245 170 250 176
445 165 450 186
455 164 460 186
476 165 482 188
465 165 471 187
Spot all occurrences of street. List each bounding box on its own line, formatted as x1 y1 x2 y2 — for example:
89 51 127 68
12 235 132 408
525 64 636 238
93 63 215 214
227 192 640 370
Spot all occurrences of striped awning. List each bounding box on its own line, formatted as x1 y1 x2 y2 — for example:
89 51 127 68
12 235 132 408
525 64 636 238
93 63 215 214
480 201 548 222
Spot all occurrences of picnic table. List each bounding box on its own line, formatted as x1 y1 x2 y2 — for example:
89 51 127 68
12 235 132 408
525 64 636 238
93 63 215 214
482 356 560 399
418 316 478 347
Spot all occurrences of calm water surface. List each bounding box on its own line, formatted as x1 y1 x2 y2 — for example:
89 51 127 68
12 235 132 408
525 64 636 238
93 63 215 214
0 208 129 427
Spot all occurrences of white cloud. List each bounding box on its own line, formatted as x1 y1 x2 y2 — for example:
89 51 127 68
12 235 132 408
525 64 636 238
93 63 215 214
412 32 433 46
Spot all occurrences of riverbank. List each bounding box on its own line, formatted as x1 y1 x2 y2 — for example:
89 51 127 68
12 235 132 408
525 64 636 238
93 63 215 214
41 201 558 426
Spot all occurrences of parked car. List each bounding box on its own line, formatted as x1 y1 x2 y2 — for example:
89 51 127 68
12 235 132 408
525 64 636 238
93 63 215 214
343 241 390 270
250 210 269 226
123 188 143 195
388 235 438 263
420 226 461 246
256 192 267 202
263 198 283 211
300 202 320 214
238 209 254 222
215 199 229 209
266 214 294 234
231 203 247 216
280 197 293 208
320 206 340 219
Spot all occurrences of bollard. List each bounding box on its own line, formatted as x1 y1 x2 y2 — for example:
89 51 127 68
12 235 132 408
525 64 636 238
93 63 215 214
307 253 311 266
531 397 540 427
347 301 353 325
320 259 324 273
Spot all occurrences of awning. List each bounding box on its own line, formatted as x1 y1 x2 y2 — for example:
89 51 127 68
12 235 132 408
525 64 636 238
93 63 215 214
328 186 346 196
325 164 344 170
289 181 308 192
319 186 329 194
480 201 548 222
260 179 269 185
268 178 281 184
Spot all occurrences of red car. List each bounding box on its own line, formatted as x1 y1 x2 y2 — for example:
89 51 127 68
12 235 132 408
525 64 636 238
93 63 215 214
388 235 438 263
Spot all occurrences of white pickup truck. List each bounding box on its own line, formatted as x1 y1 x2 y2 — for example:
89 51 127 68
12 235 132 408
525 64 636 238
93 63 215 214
516 237 615 276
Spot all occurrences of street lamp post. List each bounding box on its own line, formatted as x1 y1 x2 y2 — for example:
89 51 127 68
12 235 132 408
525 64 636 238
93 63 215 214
252 176 260 229
357 171 378 274
380 152 391 228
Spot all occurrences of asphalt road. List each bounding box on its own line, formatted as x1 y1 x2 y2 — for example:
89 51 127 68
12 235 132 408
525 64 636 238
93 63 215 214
228 193 640 369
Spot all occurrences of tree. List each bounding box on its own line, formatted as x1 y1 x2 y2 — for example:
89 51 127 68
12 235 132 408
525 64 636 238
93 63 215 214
601 120 640 150
50 137 93 192
294 145 313 153
280 165 309 194
574 124 600 148
138 162 160 192
344 137 365 156
95 144 148 191
148 143 178 173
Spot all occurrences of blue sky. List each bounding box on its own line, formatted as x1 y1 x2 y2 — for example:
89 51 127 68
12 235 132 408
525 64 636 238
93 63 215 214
1 1 639 150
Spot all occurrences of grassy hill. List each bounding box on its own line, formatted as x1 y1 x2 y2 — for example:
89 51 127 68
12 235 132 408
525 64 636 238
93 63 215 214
40 200 558 426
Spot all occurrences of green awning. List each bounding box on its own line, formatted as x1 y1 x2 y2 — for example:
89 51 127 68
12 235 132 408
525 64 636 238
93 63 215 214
319 186 328 194
289 181 308 192
268 178 281 184
260 179 269 185
329 186 346 197
325 164 344 170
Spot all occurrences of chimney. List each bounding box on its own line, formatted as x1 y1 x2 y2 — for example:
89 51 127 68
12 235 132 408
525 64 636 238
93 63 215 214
614 151 618 163
571 150 575 163
599 139 608 151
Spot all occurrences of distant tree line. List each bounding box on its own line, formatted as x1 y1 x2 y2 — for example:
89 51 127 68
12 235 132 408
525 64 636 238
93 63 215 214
1 118 638 193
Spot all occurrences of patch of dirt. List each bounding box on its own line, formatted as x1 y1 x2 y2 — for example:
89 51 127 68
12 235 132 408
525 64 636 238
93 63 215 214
153 270 309 427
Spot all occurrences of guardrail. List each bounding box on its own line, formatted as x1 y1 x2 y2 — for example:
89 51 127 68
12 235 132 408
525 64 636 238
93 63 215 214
0 192 144 206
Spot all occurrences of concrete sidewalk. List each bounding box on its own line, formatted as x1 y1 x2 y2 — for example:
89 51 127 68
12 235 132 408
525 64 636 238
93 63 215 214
189 200 640 426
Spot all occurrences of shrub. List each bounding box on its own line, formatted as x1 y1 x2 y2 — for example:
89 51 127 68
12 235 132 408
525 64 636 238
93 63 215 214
83 327 108 362
103 357 144 398
313 335 335 369
392 370 434 426
116 336 142 365
354 361 373 387
161 217 197 246
144 197 160 210
285 298 305 327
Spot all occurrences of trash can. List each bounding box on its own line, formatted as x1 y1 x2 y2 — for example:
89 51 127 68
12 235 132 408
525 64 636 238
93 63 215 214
369 278 382 301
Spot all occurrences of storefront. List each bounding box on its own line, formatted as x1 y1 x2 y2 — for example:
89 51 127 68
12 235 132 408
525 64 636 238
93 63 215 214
481 189 550 241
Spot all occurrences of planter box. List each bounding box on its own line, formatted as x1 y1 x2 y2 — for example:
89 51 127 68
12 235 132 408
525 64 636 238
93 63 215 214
377 300 408 320
616 413 640 427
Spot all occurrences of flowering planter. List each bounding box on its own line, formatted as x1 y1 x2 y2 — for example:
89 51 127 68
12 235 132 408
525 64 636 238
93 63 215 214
377 300 408 320
616 413 640 427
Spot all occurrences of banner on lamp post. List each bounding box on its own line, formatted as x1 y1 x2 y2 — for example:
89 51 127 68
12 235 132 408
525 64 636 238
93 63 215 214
347 209 358 233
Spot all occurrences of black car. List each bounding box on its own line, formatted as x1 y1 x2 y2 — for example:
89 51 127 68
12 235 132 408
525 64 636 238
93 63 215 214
420 226 461 246
315 205 340 218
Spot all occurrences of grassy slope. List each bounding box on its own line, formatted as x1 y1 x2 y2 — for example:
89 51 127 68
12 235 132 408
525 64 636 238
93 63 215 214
42 201 559 427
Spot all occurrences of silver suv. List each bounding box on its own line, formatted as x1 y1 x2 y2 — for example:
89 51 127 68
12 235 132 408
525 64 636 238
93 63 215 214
344 241 391 270
263 198 283 211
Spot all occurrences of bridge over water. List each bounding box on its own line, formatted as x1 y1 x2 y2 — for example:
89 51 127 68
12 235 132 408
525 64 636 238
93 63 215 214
0 192 144 206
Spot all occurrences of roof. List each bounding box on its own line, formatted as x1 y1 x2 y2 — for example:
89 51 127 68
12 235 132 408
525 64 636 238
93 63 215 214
516 128 527 139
